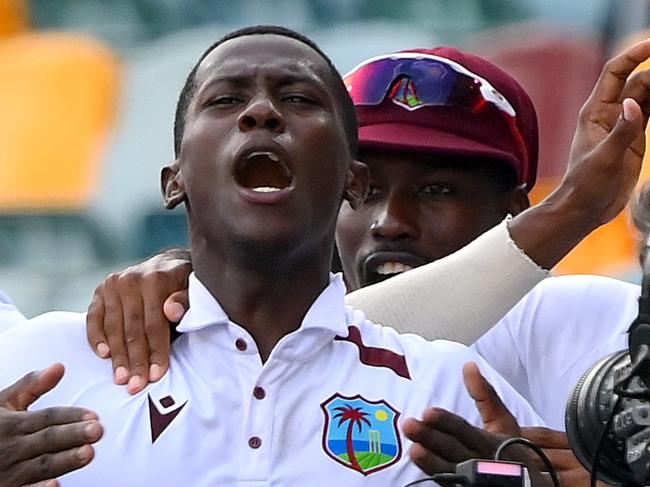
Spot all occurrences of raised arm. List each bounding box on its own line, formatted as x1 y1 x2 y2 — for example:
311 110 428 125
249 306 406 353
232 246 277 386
348 40 650 342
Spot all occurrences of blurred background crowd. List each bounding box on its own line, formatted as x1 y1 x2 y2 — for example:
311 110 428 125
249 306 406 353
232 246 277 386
2 0 650 317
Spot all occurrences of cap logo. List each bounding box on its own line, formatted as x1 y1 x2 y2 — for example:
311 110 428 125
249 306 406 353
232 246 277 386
389 77 425 111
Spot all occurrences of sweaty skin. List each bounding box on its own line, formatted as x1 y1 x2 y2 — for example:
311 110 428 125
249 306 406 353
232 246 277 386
80 40 650 487
0 31 544 486
90 41 650 395
0 35 637 484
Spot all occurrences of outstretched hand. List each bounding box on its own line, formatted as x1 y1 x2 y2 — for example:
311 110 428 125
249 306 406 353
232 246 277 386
86 249 191 394
464 362 612 487
563 39 650 226
509 39 650 269
402 363 536 481
0 364 103 487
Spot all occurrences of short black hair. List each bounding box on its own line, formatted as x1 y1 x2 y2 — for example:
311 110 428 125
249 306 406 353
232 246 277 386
173 25 358 158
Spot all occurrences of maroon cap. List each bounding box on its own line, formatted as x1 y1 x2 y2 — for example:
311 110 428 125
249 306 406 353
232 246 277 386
354 46 539 190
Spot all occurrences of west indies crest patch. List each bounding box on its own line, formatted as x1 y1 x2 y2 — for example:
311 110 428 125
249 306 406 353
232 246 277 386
321 393 401 475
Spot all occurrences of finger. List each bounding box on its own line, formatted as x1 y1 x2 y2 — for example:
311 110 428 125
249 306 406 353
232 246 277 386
408 441 456 477
0 364 65 411
619 69 650 110
10 444 95 486
86 287 110 359
142 284 171 385
15 407 98 435
521 427 569 449
595 97 644 161
462 362 520 436
420 407 496 452
403 413 480 462
163 290 189 323
591 39 650 104
101 275 130 385
29 420 103 452
13 420 103 463
119 287 149 395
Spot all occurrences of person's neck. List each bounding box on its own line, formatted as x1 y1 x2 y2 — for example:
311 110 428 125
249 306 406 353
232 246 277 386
192 242 332 362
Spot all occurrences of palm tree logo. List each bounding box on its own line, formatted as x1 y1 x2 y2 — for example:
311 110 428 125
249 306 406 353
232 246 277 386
333 405 372 472
321 393 402 475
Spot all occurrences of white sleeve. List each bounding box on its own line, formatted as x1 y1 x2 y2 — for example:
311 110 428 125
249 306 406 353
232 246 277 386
474 275 639 430
0 312 108 405
344 218 549 344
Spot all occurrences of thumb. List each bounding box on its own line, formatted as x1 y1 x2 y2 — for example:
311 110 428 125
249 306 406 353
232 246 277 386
463 361 520 436
0 363 65 411
163 290 189 323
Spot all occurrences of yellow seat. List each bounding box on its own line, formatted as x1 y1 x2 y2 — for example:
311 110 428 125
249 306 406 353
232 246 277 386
0 32 119 210
530 179 638 276
0 0 29 39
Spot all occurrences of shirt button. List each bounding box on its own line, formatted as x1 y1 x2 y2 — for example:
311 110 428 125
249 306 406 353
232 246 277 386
253 386 266 400
248 436 262 449
235 338 247 351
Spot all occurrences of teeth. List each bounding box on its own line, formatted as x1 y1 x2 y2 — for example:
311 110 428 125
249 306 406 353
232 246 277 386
252 186 281 193
376 262 413 275
248 151 279 162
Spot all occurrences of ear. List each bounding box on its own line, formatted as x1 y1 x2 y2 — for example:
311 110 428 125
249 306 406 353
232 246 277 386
502 184 530 216
161 161 186 209
342 159 369 210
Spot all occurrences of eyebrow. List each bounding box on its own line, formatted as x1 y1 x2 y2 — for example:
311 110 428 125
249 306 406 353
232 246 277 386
197 70 328 95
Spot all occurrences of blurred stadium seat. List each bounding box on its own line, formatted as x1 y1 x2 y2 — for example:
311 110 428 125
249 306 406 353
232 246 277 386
0 32 118 209
0 0 29 38
0 32 120 267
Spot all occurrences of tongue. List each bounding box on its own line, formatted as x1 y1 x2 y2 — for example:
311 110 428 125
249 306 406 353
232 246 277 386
238 155 291 190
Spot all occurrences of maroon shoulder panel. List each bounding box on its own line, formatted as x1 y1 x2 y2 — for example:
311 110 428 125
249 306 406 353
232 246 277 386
335 326 411 380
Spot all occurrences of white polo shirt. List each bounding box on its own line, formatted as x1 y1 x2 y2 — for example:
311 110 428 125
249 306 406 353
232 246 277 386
0 274 542 486
0 289 27 333
473 275 639 430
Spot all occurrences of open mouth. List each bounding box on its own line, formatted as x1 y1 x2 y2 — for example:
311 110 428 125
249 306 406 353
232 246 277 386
235 151 294 193
361 252 427 286
375 262 414 276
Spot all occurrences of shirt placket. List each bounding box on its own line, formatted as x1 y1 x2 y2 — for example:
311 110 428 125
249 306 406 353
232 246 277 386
232 331 289 485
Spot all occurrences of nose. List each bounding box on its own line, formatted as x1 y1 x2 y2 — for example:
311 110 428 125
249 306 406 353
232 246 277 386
237 95 285 133
370 194 419 241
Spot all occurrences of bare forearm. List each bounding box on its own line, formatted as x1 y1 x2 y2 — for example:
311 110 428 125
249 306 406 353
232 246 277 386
508 191 598 270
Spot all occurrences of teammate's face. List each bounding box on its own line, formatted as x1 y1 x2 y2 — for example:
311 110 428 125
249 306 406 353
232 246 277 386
165 34 359 255
336 148 525 290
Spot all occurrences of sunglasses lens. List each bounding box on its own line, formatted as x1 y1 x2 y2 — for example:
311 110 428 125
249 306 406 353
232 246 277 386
345 59 398 105
345 57 496 114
